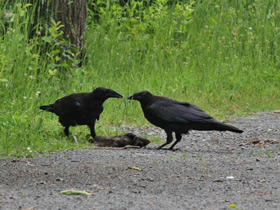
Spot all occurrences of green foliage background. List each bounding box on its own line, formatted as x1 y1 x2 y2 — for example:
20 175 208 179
0 0 279 157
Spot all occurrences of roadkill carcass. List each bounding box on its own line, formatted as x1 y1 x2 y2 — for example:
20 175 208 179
90 133 150 148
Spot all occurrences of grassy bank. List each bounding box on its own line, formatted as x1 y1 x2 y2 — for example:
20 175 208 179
0 0 279 157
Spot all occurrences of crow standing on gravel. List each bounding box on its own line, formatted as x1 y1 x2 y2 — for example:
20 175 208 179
40 87 123 139
128 91 243 150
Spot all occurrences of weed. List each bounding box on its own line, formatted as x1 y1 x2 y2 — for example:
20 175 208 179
252 149 277 158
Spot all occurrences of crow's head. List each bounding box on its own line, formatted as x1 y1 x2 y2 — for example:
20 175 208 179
92 87 123 99
127 91 153 102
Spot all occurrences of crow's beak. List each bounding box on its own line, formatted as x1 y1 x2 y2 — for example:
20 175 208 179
127 94 134 100
111 91 123 98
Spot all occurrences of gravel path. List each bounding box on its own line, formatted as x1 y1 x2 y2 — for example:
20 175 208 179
0 112 280 210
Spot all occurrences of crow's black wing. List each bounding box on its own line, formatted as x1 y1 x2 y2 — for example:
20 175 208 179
53 95 85 115
54 93 102 115
147 100 213 123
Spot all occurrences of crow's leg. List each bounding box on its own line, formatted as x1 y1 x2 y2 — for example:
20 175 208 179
88 122 96 139
168 133 182 150
64 125 78 143
157 131 173 149
60 118 70 137
64 126 70 137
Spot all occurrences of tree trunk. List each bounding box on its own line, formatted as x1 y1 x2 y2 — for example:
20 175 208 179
50 0 87 53
30 0 87 59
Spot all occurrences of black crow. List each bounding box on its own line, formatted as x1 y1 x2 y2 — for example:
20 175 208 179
40 87 122 139
128 91 243 150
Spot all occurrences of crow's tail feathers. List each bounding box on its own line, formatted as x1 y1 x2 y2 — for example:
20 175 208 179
39 105 54 113
223 124 243 133
214 121 243 133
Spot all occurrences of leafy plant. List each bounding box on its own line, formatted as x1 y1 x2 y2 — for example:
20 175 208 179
40 20 81 76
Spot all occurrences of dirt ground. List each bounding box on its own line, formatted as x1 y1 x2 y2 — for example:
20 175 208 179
0 112 280 210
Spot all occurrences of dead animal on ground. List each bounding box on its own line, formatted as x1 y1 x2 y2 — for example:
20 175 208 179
90 133 150 148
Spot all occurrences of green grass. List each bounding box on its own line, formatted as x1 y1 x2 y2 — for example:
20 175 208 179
0 0 279 157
